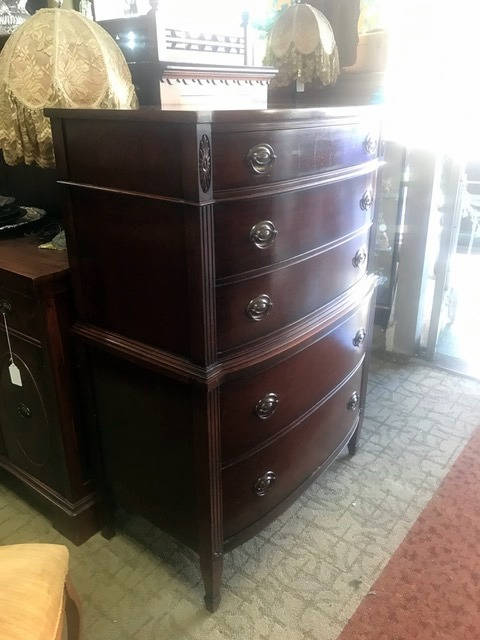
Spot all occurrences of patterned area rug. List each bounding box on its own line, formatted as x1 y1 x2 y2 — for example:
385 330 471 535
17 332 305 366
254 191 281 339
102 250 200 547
1 357 480 639
338 425 480 640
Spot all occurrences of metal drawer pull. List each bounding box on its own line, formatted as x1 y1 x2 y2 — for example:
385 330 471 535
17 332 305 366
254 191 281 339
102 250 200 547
255 392 279 420
353 328 367 348
360 190 374 211
254 470 277 496
0 299 12 314
347 392 360 411
246 143 277 175
17 403 32 419
250 220 278 249
352 248 368 268
363 133 378 156
246 294 273 321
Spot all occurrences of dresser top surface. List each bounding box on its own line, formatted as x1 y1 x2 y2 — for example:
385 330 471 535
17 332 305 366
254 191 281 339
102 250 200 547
46 105 381 126
0 237 69 282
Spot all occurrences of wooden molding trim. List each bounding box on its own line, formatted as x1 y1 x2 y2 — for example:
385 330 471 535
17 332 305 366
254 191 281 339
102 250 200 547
57 159 381 208
0 457 97 517
160 62 277 83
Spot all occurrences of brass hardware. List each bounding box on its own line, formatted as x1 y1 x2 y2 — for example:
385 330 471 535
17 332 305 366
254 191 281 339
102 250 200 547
17 403 32 419
0 299 12 314
353 328 367 348
246 294 273 321
254 470 277 496
360 189 374 211
255 392 279 420
246 143 277 175
250 220 278 249
363 133 378 156
347 392 360 411
352 247 367 268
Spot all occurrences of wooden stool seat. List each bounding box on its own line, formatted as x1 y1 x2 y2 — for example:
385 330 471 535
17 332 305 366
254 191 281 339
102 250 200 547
0 544 80 640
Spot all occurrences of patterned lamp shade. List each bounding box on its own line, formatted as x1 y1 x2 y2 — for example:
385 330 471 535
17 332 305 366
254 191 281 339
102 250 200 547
0 8 138 168
265 2 339 88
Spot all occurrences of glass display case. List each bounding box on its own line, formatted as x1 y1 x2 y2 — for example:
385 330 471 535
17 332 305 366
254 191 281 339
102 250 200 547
373 141 408 328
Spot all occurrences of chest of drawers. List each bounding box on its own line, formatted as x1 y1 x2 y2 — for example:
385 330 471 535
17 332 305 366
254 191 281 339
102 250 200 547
0 238 98 543
48 106 380 610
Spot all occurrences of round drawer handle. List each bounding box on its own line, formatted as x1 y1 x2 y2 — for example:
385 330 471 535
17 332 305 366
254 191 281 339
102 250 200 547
246 143 277 175
360 189 374 211
254 470 277 496
255 392 279 420
347 392 360 412
250 220 278 249
0 299 12 314
353 328 367 348
363 133 378 156
17 403 32 419
353 247 368 269
246 294 273 321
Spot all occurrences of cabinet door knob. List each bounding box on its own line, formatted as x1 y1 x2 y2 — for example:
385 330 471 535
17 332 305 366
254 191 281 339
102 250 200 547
255 392 279 420
363 133 378 156
246 143 277 175
353 247 368 268
254 470 277 496
246 294 273 321
353 328 367 347
360 189 374 211
17 403 32 419
0 299 12 314
347 391 360 411
250 220 278 249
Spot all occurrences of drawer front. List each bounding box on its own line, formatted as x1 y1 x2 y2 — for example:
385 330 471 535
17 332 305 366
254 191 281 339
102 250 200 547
0 287 40 339
217 230 370 352
215 172 376 279
223 365 363 539
0 334 67 493
221 301 371 463
213 124 379 191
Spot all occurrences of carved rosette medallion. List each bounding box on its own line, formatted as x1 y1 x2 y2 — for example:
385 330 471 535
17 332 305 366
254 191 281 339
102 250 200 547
199 133 212 193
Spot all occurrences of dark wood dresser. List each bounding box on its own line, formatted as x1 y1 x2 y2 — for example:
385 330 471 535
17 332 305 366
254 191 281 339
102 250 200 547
48 106 380 610
0 238 98 543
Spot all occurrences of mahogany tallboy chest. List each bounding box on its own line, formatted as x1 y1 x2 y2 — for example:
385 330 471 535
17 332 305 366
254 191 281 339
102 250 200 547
48 106 381 610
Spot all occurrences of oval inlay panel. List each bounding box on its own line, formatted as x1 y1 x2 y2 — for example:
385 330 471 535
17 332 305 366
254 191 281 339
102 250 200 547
0 350 51 468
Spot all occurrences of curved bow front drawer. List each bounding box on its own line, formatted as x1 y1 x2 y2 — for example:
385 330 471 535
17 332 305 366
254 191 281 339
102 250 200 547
213 124 379 192
220 300 371 463
215 171 376 279
216 230 370 352
222 364 363 540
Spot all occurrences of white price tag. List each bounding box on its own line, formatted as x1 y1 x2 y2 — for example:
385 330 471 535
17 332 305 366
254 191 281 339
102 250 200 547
9 362 22 387
3 312 22 387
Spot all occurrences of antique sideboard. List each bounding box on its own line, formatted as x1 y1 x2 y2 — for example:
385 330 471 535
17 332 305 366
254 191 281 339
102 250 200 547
0 237 98 543
47 106 381 610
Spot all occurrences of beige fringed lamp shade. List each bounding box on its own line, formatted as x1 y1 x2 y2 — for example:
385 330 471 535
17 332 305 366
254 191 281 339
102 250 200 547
265 3 340 88
0 9 138 168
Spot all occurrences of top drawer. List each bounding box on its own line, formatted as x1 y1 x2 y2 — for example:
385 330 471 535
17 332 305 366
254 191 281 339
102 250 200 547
0 287 41 340
213 124 379 192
